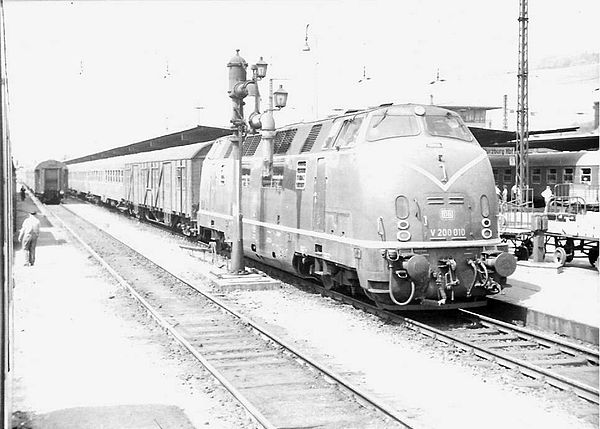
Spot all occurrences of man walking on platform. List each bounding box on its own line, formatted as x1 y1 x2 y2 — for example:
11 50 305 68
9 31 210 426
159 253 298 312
18 211 41 266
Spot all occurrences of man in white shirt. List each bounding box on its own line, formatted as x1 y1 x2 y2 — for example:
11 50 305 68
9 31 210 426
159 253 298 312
18 211 41 266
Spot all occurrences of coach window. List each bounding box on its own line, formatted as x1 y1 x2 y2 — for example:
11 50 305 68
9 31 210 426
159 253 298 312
581 168 592 184
492 169 500 184
531 168 541 185
547 168 557 184
563 168 574 183
503 169 511 183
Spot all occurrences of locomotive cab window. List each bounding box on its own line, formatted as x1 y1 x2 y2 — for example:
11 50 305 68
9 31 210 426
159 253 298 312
322 120 345 149
424 112 473 142
532 168 541 184
334 115 365 148
366 110 419 141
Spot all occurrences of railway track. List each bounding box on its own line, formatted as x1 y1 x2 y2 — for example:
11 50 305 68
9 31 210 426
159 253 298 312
293 282 600 404
47 204 415 429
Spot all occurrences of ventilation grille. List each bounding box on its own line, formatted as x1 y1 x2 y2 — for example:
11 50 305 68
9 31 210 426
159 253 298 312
448 196 465 205
243 135 262 157
273 129 297 154
427 196 444 205
300 124 322 153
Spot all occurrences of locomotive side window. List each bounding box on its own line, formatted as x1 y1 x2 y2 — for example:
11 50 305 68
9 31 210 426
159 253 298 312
563 168 574 183
241 167 251 187
581 168 592 183
547 168 557 184
424 113 473 142
366 113 419 141
322 121 344 149
335 115 365 148
295 161 307 190
263 165 284 189
532 168 541 184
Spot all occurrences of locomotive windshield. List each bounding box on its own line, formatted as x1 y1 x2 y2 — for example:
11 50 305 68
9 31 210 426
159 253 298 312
365 112 420 141
424 113 473 142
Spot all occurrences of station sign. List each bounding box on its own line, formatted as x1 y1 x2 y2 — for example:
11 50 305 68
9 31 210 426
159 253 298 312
484 147 516 156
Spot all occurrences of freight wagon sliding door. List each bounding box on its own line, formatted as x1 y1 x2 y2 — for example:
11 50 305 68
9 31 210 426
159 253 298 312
313 158 326 232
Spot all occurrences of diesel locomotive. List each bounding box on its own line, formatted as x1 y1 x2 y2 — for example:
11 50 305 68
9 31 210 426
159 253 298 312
66 104 516 310
198 104 516 309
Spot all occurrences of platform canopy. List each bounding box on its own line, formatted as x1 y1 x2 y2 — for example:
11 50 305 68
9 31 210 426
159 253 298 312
470 126 598 151
66 125 231 165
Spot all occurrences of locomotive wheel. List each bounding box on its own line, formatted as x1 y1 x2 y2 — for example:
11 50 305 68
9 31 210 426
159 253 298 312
322 274 337 290
553 247 567 267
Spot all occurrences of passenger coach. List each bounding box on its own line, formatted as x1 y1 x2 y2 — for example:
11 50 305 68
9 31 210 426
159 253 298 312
68 141 216 236
24 160 68 204
490 150 599 208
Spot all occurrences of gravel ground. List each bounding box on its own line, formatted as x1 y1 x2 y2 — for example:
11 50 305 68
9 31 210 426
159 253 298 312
62 199 599 429
12 201 258 428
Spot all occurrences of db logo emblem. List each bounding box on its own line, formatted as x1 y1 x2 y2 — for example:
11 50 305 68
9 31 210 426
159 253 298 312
440 208 455 220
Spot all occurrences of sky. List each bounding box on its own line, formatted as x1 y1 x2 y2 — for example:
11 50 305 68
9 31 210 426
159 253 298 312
2 0 598 166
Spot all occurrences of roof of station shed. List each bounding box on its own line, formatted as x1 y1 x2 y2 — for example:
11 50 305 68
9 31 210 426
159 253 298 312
65 125 231 165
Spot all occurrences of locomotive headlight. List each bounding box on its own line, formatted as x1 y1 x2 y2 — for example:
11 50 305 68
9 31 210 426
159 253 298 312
480 195 490 218
482 228 493 239
397 230 411 241
481 218 491 228
397 220 410 230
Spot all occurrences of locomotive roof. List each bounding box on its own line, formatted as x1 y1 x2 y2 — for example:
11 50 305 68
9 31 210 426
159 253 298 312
35 159 68 170
278 103 460 130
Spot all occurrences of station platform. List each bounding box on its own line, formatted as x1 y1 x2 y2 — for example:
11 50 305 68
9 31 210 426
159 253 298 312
10 192 234 428
488 258 599 345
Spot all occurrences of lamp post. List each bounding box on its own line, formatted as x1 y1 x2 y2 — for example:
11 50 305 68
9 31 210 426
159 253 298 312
226 50 287 273
260 79 288 178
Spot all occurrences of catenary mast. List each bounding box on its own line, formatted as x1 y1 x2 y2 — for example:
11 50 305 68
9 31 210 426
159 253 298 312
516 0 529 198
